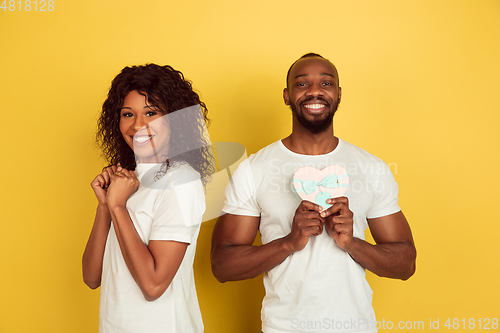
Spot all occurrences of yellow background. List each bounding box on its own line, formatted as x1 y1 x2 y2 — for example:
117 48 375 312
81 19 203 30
1 0 499 332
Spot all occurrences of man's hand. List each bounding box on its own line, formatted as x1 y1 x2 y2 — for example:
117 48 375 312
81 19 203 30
322 197 354 251
211 201 325 283
321 197 416 280
283 200 325 252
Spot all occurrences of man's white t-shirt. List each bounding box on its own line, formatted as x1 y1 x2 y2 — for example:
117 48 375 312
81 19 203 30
100 163 204 333
222 139 400 333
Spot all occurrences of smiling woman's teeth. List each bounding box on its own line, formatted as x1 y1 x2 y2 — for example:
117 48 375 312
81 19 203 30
134 136 151 143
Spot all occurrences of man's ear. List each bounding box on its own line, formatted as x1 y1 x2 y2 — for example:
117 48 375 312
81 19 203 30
283 88 290 106
338 87 342 103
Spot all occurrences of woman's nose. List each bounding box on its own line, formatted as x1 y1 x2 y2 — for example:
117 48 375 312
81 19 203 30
133 117 147 131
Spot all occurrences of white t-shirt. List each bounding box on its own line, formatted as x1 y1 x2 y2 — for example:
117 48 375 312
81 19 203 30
222 139 400 333
100 163 204 333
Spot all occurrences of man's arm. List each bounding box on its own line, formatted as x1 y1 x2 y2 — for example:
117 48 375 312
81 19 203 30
211 200 325 283
363 211 416 279
324 197 416 280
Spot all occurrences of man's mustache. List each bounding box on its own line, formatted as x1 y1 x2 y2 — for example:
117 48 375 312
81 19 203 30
300 96 330 106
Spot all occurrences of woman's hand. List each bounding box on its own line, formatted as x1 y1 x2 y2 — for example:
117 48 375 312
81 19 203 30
91 165 120 206
106 168 139 209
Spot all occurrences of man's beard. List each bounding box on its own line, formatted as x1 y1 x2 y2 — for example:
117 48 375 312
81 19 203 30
290 97 339 134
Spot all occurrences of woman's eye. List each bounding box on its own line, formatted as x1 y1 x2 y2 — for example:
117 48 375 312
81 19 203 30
146 111 158 117
121 112 133 118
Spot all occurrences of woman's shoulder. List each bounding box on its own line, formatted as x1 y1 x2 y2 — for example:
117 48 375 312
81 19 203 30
166 162 202 188
137 162 201 192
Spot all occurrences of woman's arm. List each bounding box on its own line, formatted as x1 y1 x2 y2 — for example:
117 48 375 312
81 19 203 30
82 205 111 289
105 168 189 301
82 166 117 289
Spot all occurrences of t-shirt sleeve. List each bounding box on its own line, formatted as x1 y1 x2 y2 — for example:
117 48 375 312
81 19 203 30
221 159 261 217
149 177 205 243
366 161 401 219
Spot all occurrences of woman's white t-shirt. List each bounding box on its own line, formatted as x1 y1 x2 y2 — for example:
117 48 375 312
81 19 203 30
99 163 204 333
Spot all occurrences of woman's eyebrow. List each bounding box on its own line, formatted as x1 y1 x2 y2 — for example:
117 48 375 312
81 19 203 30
120 106 160 110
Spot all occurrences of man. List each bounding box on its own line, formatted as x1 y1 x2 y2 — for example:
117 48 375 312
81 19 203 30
211 53 416 333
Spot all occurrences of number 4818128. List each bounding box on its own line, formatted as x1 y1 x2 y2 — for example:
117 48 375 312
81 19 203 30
444 318 498 330
1 0 54 11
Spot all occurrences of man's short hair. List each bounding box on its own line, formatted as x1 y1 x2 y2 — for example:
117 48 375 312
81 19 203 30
286 53 325 87
286 53 339 88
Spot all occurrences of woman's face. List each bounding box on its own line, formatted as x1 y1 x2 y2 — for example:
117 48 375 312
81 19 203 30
119 90 171 163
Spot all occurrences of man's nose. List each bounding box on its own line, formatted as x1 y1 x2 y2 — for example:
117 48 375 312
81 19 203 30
305 83 323 97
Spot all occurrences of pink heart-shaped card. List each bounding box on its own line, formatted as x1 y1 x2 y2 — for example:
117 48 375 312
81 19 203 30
291 165 349 210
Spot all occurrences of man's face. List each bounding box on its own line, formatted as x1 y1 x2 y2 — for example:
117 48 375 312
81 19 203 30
284 57 341 134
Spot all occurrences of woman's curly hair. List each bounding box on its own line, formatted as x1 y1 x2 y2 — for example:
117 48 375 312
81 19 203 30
96 63 214 186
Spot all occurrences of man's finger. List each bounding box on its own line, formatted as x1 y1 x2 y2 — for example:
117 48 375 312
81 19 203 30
298 200 323 212
332 217 353 231
331 215 353 224
300 210 325 222
322 202 352 218
301 224 323 237
327 196 349 207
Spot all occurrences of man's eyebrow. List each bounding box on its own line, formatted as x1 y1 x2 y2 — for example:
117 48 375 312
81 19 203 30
294 72 335 79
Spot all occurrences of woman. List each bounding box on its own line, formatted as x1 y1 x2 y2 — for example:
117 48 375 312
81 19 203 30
82 64 213 333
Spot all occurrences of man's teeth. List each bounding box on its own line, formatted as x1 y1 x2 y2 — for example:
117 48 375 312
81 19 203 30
134 136 151 143
304 104 324 109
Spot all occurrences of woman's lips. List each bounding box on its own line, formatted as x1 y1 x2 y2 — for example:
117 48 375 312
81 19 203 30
132 135 154 145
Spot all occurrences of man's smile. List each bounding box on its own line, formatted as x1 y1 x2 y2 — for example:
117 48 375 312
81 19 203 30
301 99 329 114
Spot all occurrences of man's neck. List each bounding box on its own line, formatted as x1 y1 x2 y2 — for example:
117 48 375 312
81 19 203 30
281 123 338 155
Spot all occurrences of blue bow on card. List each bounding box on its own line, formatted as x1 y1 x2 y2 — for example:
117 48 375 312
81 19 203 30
293 173 348 195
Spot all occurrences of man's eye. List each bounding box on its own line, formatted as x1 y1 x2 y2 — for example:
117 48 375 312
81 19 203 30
322 82 332 86
297 82 307 87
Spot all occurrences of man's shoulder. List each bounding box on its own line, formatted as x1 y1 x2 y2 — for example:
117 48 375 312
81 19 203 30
339 138 387 165
228 140 286 184
245 140 282 165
